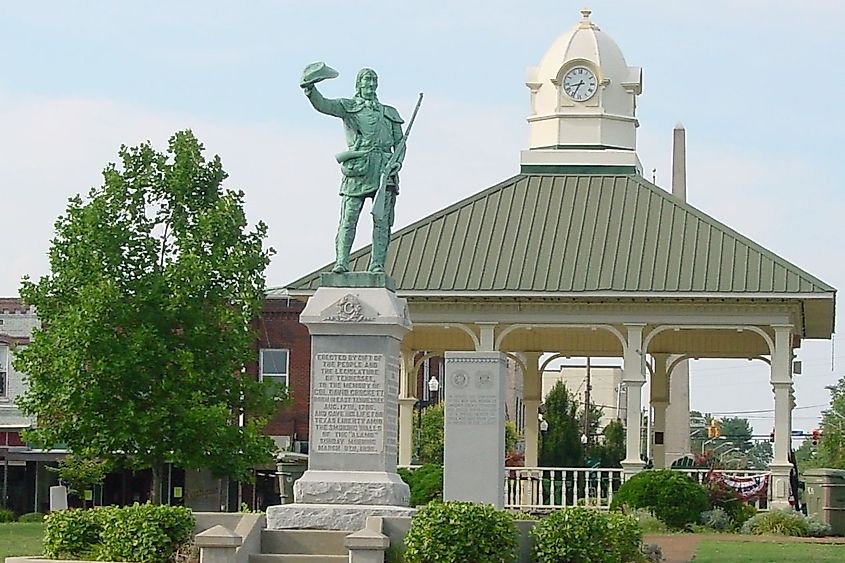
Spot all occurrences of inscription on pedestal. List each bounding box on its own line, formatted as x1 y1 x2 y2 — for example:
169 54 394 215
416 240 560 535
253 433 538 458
445 394 498 425
312 353 385 454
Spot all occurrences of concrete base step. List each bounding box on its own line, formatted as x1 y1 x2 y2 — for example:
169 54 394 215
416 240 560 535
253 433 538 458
261 529 348 555
250 555 347 563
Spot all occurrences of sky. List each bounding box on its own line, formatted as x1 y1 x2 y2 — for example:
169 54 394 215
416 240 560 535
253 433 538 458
1 1 843 438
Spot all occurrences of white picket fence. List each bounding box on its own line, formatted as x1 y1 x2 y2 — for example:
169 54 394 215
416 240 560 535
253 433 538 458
503 466 772 512
505 466 623 511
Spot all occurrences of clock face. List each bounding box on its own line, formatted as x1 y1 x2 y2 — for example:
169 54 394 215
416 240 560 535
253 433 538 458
562 66 597 101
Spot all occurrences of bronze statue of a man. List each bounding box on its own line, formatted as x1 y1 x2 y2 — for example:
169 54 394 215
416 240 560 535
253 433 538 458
301 65 405 274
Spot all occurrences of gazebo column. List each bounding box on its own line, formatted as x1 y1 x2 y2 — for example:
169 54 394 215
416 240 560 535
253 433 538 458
650 354 670 469
769 325 793 509
522 352 543 468
621 324 646 477
397 347 417 466
665 356 691 463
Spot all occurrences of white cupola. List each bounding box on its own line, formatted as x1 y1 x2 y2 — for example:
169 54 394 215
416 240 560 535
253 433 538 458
520 9 643 175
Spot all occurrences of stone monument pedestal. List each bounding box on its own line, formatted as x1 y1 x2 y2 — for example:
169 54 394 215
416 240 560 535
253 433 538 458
266 274 415 531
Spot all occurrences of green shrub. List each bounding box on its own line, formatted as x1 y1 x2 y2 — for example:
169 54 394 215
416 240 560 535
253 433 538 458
806 515 833 537
733 502 758 527
0 508 15 522
740 508 809 537
704 479 757 526
628 508 668 534
398 464 443 506
44 508 105 558
18 512 45 523
700 507 732 531
99 503 194 563
44 504 195 562
404 501 518 563
605 511 643 563
532 507 638 563
610 470 708 529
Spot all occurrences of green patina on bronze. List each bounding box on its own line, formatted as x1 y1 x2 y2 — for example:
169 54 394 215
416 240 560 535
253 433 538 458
320 271 396 291
301 62 421 276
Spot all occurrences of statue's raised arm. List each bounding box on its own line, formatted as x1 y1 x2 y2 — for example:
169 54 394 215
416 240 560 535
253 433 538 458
299 62 418 275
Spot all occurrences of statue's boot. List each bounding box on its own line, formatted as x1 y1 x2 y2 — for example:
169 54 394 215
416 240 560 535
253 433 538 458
369 221 389 273
333 225 356 273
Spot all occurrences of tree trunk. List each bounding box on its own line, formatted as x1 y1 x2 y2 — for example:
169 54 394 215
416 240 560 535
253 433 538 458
150 463 163 505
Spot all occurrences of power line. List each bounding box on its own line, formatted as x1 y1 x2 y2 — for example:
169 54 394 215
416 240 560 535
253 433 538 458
705 404 826 415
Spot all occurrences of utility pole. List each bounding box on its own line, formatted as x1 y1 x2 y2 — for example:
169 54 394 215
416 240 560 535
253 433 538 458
584 356 592 445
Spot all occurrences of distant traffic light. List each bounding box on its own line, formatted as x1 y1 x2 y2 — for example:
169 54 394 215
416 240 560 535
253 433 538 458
812 428 821 446
707 419 721 438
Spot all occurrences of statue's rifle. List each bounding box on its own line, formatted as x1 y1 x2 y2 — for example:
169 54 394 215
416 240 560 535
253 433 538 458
372 92 423 221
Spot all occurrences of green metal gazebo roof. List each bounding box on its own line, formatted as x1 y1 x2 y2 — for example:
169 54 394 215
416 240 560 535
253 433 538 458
284 174 835 336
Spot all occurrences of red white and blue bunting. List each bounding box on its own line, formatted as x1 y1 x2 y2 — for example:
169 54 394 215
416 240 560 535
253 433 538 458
708 471 769 500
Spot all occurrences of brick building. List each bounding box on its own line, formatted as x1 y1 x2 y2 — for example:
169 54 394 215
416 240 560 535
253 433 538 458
0 295 315 512
252 296 311 453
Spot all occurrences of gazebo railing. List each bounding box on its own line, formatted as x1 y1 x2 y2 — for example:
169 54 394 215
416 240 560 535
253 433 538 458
505 466 624 511
504 466 772 512
400 464 774 512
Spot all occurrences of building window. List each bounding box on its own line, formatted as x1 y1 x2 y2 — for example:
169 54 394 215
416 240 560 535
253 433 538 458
0 345 7 397
260 349 289 388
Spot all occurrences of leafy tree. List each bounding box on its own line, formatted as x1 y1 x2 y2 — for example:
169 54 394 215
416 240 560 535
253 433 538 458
49 454 112 507
816 376 845 469
15 131 282 503
505 420 520 454
747 439 773 469
539 381 583 467
594 418 625 468
413 403 520 465
795 437 817 473
718 417 754 452
689 410 707 454
414 402 444 465
578 401 603 444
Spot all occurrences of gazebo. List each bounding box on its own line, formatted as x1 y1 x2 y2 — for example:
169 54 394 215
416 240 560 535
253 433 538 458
282 10 836 508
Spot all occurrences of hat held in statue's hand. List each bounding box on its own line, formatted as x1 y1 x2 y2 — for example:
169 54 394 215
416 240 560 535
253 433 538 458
300 62 339 87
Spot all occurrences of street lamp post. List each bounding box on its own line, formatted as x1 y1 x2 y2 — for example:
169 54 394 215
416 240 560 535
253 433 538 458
428 375 440 405
701 436 726 454
539 416 549 433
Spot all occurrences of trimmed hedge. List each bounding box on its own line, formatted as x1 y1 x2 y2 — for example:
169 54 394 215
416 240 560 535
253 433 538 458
18 512 46 523
404 501 518 563
610 469 709 529
398 464 443 506
739 508 832 537
43 503 194 562
99 503 194 562
44 508 103 559
605 511 644 562
531 507 643 563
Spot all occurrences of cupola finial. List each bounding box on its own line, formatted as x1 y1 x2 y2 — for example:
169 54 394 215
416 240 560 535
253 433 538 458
578 8 597 30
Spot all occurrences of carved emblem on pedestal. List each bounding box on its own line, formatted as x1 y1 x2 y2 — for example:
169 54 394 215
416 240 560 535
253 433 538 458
322 294 375 322
451 371 469 389
476 371 493 389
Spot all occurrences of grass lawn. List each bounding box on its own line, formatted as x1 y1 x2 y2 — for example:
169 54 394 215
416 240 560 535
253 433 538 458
693 539 845 562
0 523 44 559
